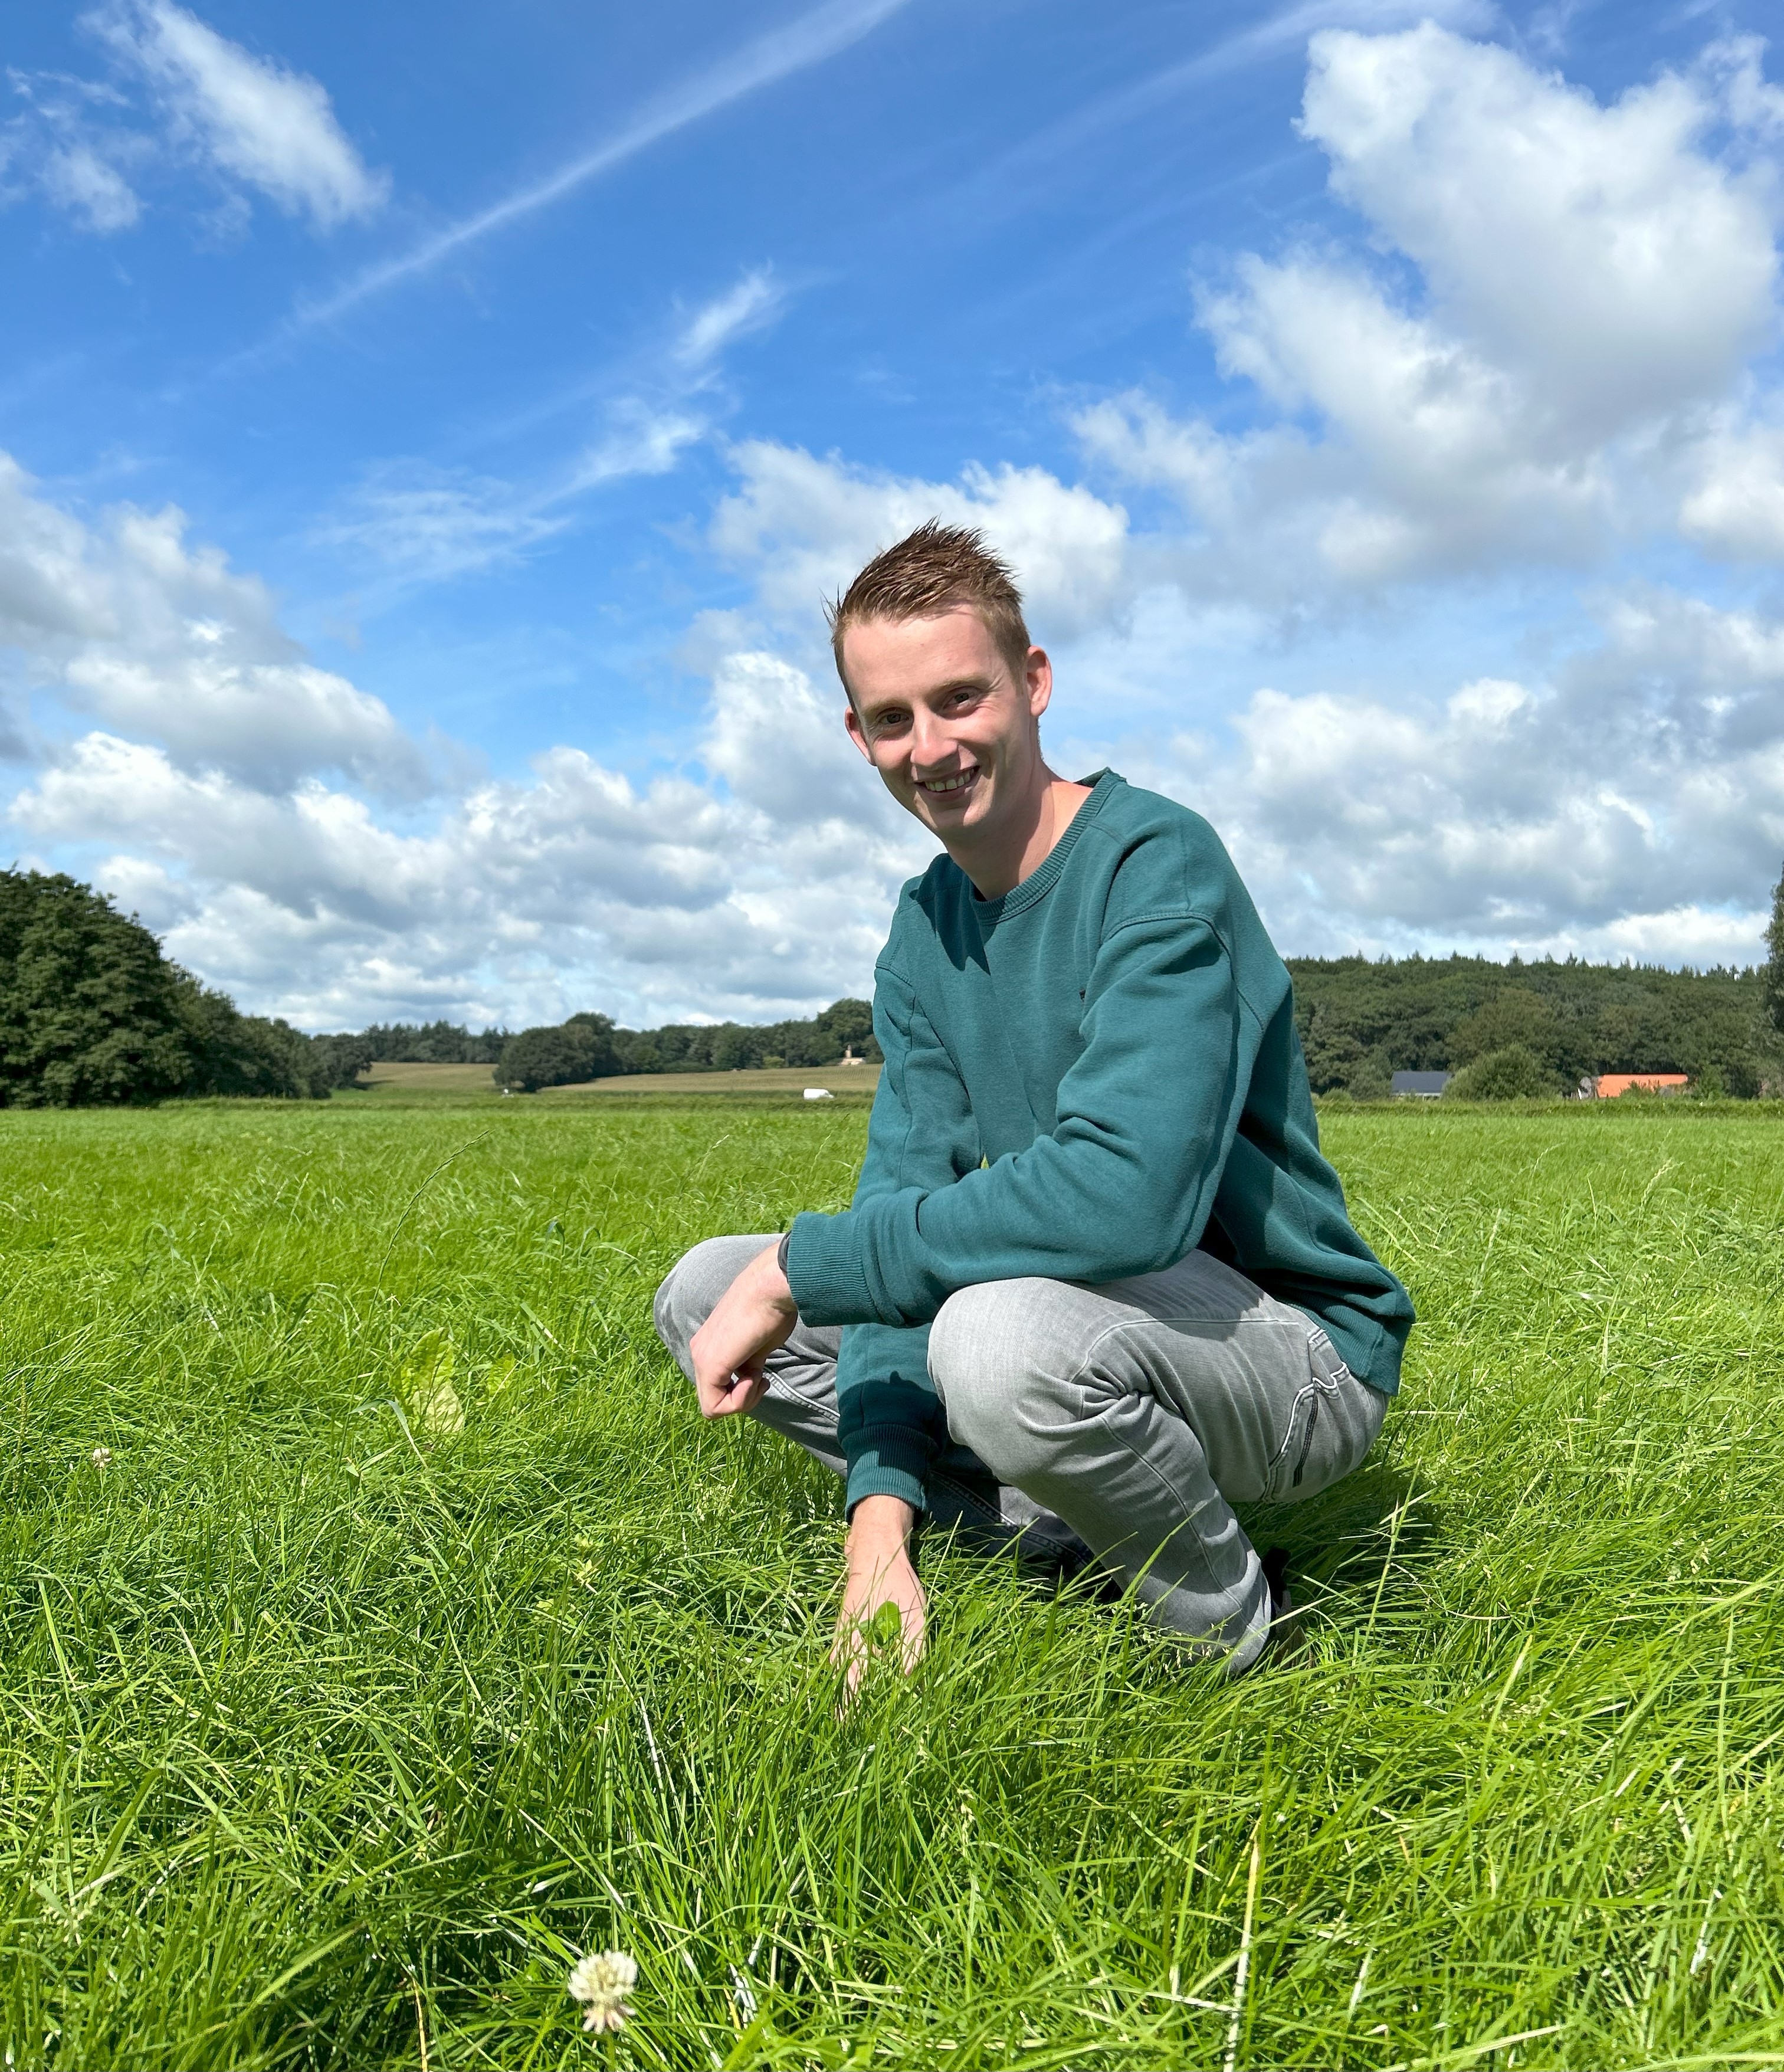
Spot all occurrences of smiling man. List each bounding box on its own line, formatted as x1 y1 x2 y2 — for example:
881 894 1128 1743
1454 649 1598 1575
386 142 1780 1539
654 522 1414 1686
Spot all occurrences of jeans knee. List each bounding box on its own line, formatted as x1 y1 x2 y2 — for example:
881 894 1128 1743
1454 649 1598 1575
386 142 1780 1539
652 1235 754 1376
929 1280 1065 1478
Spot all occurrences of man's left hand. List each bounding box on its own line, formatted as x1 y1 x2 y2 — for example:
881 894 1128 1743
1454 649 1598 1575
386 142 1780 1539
689 1241 799 1418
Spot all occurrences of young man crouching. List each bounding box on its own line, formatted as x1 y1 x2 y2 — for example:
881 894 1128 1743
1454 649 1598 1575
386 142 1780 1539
654 523 1413 1686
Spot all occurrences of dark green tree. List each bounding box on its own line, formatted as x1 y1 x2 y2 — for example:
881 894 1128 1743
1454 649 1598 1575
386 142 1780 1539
815 997 879 1059
1766 858 1784 1042
0 870 194 1107
309 1033 374 1087
1446 1043 1557 1100
497 1021 616 1091
179 983 330 1099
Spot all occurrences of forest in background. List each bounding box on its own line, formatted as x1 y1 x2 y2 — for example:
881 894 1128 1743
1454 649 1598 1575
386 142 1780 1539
4 864 1782 1105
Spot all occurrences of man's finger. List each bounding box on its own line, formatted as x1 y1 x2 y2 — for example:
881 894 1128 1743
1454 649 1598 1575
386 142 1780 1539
698 1366 769 1418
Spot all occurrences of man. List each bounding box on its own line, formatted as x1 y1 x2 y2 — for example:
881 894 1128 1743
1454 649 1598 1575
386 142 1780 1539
654 523 1413 1684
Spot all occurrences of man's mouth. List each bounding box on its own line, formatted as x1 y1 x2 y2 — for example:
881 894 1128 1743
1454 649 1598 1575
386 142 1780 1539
918 766 980 798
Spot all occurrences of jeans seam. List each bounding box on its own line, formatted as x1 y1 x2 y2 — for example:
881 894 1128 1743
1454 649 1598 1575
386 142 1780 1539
762 1375 839 1431
928 1470 1004 1523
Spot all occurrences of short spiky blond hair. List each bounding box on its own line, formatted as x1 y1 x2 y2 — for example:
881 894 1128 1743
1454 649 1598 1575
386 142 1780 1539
826 521 1031 691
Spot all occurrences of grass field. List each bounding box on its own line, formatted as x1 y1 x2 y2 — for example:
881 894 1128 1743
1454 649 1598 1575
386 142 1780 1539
4 1098 1783 2068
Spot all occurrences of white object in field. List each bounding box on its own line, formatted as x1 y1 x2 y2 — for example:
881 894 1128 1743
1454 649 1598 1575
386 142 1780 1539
803 1088 835 1101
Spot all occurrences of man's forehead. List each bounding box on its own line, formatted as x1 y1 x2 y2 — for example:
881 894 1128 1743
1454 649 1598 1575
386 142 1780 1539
844 607 1002 684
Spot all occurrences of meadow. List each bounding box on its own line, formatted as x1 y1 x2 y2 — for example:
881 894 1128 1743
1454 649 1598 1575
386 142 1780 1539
2 1094 1782 2070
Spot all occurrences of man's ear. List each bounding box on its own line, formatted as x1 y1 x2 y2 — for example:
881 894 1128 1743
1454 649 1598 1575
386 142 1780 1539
1025 645 1054 719
844 702 876 765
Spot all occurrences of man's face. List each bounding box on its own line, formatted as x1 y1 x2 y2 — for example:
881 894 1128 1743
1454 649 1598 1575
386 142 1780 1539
841 606 1052 844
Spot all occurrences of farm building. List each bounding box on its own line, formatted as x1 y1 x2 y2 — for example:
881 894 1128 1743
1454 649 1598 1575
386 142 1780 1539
1591 1074 1690 1098
1392 1071 1454 1097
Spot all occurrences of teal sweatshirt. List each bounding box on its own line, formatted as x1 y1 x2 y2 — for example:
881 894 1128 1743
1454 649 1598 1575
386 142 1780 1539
785 771 1415 1516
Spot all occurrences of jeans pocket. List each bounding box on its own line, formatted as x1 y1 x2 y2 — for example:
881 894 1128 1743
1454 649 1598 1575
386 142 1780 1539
1264 1330 1350 1503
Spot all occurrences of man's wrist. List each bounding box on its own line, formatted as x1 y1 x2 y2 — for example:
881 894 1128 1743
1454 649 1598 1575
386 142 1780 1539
847 1493 916 1556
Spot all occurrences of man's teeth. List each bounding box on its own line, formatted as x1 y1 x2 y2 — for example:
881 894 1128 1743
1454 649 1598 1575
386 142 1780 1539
921 771 977 794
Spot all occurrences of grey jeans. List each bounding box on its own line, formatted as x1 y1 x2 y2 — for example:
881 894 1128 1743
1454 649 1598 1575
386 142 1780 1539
654 1235 1387 1674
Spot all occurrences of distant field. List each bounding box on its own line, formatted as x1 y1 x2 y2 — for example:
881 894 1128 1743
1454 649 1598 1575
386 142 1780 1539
360 1060 497 1091
356 1060 881 1101
3 1100 1783 2066
553 1062 881 1099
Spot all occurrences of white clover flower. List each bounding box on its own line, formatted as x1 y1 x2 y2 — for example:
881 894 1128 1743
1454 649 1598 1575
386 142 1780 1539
567 1949 636 2033
90 1446 112 1470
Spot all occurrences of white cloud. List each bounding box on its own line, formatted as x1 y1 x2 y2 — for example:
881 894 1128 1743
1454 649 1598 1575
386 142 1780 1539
0 453 425 792
1680 419 1784 561
1298 25 1776 432
675 266 783 369
319 466 573 591
322 272 786 596
103 1 387 229
5 6 383 237
294 0 909 326
40 140 140 231
1127 586 1784 959
8 653 925 1030
712 441 1132 640
1078 24 1784 594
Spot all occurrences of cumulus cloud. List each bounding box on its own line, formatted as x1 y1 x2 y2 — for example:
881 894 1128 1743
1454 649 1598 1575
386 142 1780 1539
1680 419 1784 561
712 440 1132 638
99 1 387 228
0 453 425 792
8 651 924 1030
11 21 1784 1019
1077 24 1784 595
1129 586 1784 958
1298 25 1776 430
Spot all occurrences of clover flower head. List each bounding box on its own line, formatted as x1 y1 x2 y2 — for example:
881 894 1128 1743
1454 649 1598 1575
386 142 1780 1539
90 1446 112 1470
567 1949 636 2033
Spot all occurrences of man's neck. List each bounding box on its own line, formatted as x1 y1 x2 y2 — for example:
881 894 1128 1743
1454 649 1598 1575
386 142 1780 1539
949 768 1093 901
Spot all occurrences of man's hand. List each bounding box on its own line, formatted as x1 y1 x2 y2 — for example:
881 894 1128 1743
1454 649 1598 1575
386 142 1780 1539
832 1494 926 1698
689 1241 799 1418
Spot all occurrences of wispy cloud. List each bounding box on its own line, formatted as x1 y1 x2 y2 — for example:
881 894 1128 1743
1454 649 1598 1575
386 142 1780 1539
295 0 909 329
675 267 785 370
319 270 788 596
94 0 387 229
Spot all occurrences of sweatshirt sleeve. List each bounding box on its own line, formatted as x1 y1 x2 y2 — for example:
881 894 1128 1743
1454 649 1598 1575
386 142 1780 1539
814 958 982 1516
786 897 1248 1330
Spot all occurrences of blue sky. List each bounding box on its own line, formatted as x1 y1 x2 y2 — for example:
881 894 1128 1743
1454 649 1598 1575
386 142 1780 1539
2 0 1782 1031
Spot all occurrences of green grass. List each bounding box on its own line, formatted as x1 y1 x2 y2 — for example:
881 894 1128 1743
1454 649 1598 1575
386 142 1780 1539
4 1099 1784 2070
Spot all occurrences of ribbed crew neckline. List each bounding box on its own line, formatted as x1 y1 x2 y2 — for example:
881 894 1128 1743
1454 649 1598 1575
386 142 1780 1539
970 769 1118 928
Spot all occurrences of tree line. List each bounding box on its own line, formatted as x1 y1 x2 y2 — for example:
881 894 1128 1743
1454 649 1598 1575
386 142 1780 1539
1293 948 1783 1099
4 862 1782 1107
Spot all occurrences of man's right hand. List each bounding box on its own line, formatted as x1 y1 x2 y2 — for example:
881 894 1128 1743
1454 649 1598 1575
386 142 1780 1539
832 1494 926 1699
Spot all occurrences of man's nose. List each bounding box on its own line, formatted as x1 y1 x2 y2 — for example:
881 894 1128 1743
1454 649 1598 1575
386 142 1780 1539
910 711 952 769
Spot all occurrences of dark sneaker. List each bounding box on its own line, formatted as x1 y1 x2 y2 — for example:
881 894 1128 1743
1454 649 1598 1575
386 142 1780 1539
1259 1546 1310 1664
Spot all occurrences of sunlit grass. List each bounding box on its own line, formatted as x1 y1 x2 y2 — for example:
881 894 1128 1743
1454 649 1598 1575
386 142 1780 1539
2 1099 1782 2068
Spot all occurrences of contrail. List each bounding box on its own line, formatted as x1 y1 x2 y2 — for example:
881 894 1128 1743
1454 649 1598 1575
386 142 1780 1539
297 0 911 329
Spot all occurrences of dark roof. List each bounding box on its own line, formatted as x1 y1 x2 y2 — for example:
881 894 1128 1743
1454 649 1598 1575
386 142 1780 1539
1391 1071 1453 1096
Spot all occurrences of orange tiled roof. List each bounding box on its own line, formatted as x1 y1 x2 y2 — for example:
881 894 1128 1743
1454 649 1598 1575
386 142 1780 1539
1595 1073 1689 1098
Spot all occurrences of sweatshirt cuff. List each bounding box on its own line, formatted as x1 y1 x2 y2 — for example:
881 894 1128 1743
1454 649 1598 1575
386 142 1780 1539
786 1208 877 1327
844 1445 930 1519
